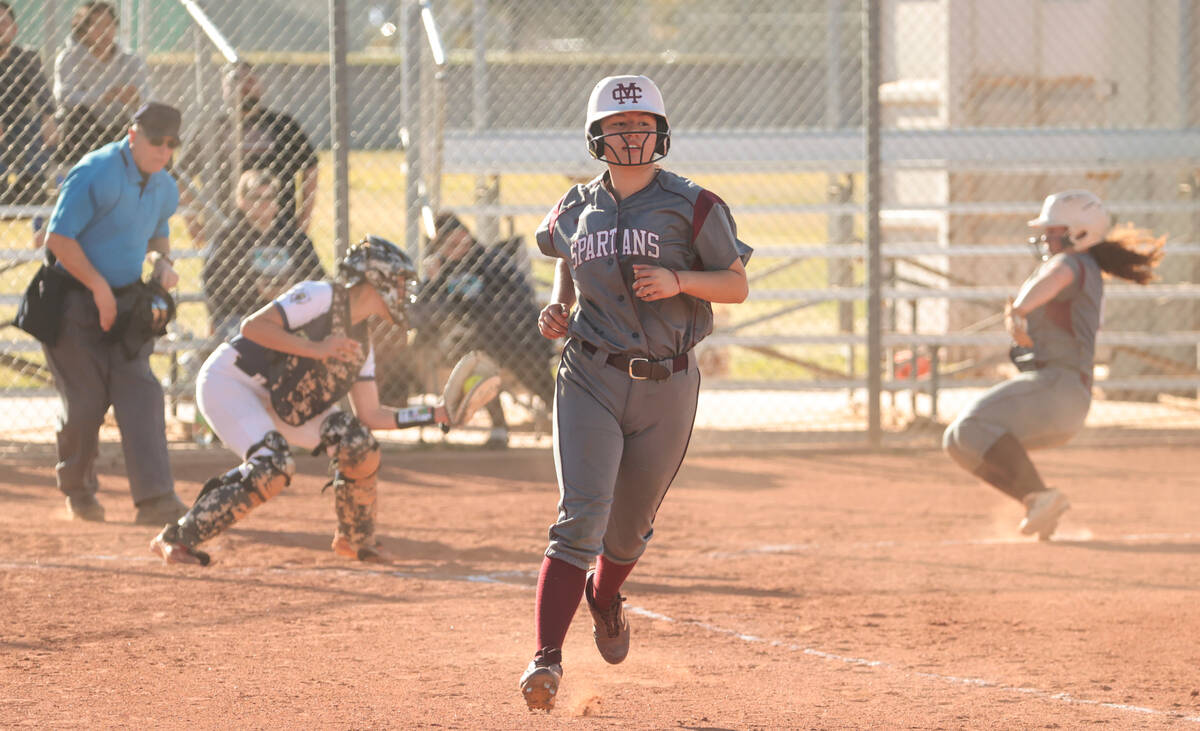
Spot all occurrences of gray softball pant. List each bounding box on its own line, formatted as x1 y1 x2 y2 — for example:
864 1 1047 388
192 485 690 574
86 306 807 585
545 338 701 570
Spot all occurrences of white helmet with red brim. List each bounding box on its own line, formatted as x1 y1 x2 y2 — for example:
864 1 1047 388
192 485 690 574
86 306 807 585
585 74 670 165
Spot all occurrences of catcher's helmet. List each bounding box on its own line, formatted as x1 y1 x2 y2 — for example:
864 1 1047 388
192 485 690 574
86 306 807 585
336 235 417 325
585 74 670 165
1028 190 1111 252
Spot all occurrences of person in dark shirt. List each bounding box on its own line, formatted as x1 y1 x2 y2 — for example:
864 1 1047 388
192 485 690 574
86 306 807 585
413 213 556 447
0 1 56 204
177 62 318 249
201 169 325 338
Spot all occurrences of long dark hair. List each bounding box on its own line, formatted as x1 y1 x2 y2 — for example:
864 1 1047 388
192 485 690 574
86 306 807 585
1089 223 1165 284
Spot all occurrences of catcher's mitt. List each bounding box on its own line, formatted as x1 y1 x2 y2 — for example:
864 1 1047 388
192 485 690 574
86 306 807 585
443 350 502 427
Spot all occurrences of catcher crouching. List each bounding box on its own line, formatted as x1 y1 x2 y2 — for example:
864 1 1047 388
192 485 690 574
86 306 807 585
151 235 500 566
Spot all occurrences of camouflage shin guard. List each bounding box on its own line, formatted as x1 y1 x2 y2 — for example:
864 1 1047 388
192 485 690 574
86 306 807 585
173 432 295 547
333 465 379 550
318 413 381 553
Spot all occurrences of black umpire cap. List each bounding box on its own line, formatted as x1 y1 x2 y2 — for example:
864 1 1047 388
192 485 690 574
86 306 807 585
132 102 182 139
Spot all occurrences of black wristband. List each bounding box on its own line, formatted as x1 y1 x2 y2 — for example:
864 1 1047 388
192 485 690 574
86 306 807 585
394 405 436 429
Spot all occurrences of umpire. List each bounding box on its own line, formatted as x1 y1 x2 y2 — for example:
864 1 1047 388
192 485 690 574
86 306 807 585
42 101 188 524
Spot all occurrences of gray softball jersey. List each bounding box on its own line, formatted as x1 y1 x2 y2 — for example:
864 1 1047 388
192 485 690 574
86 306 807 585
943 251 1101 470
1021 251 1103 380
535 169 747 359
533 169 747 571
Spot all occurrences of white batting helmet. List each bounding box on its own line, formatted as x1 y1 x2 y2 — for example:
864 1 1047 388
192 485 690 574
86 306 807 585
585 75 670 165
1027 190 1111 251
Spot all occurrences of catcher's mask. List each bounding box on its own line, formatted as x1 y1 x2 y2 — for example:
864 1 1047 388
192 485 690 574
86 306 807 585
145 281 175 333
106 279 176 360
1027 189 1110 259
585 74 670 166
336 235 417 326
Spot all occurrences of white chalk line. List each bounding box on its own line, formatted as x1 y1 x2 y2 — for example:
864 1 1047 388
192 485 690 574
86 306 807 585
627 607 1200 724
707 531 1200 558
5 530 1200 723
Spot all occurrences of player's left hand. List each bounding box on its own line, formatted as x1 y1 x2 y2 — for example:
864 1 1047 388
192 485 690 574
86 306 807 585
538 303 569 339
632 264 682 301
153 257 179 289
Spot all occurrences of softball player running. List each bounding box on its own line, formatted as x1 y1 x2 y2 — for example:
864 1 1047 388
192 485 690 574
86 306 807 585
943 190 1164 540
519 75 752 711
150 235 450 566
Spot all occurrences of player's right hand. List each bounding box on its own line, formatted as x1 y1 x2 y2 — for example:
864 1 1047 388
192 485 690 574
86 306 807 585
312 335 362 362
538 302 569 339
1005 297 1033 348
434 404 450 433
92 284 117 332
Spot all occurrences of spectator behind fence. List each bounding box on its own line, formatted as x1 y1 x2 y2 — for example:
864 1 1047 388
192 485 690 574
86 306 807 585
0 1 57 205
41 102 188 526
52 2 149 168
412 212 556 448
177 62 318 248
201 169 326 339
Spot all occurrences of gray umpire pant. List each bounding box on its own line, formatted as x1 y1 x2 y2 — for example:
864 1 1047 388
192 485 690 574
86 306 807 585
42 288 175 505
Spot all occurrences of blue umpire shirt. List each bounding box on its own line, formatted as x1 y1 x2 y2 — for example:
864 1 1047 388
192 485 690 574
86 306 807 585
47 138 179 288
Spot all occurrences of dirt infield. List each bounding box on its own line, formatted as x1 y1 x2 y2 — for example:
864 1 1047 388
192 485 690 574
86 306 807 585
3 443 1200 729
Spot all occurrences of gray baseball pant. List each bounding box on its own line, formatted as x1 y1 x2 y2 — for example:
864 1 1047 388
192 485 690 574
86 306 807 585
943 365 1091 472
546 338 700 570
43 289 175 504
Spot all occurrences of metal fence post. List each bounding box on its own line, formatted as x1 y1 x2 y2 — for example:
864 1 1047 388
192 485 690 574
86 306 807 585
826 0 856 393
41 0 58 67
118 0 132 50
473 0 499 245
863 0 882 446
402 0 423 259
329 0 350 259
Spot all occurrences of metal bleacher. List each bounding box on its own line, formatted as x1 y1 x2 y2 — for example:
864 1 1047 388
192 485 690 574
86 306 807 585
4 126 1200 405
439 126 1200 405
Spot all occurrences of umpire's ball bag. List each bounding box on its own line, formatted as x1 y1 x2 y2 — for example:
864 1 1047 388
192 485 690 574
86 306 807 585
13 253 74 347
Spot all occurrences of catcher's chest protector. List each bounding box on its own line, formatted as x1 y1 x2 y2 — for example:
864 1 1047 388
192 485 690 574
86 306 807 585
268 286 369 426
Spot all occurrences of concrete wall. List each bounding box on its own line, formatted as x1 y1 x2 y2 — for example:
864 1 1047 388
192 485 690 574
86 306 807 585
882 0 1197 384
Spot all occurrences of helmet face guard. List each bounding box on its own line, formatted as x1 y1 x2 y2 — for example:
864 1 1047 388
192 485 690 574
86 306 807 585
336 235 418 326
1027 229 1072 260
366 267 418 326
586 117 670 166
585 75 670 166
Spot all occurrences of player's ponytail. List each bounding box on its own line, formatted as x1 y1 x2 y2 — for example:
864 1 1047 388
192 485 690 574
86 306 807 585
1088 223 1165 284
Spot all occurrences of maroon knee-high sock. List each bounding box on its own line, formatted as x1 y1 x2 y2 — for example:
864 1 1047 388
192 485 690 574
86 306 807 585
591 555 637 610
534 556 587 652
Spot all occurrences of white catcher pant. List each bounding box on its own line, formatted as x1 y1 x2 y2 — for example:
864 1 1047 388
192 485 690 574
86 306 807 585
196 343 338 459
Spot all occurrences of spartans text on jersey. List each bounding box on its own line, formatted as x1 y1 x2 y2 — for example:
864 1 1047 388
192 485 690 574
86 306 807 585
571 228 661 267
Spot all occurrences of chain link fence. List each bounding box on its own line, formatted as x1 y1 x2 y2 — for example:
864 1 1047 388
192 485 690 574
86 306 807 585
0 0 1198 454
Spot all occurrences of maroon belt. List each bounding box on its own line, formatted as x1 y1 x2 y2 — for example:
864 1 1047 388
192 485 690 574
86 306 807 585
581 341 688 381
